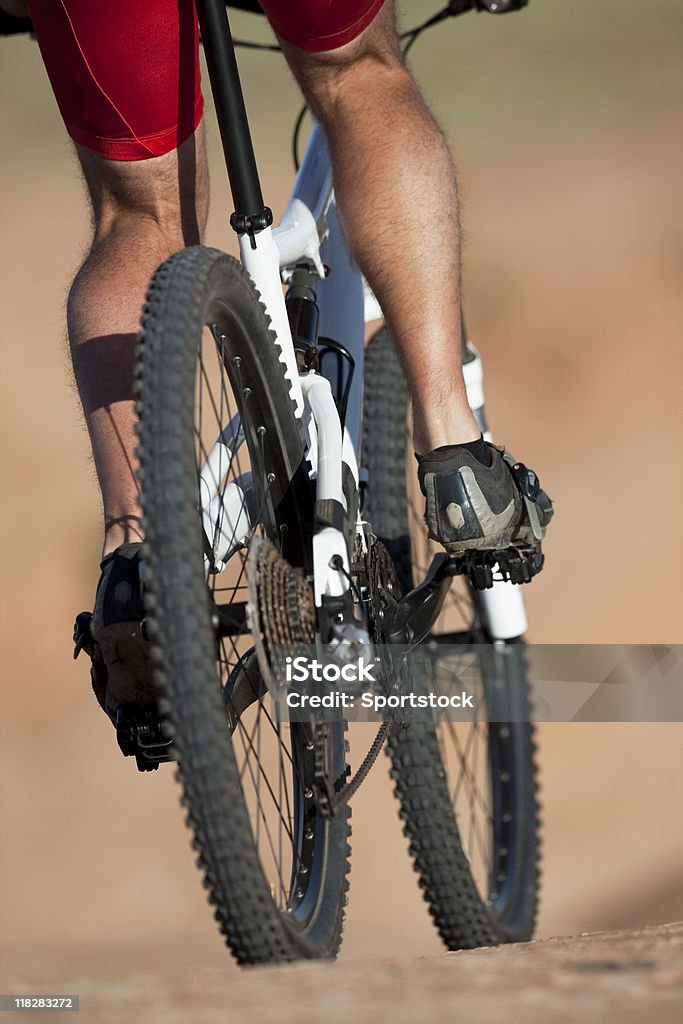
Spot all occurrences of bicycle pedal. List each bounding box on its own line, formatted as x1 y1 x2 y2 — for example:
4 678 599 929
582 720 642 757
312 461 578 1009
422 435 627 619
450 544 544 590
115 703 176 772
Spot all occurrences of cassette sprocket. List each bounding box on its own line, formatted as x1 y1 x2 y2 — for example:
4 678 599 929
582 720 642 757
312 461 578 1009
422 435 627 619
246 536 316 692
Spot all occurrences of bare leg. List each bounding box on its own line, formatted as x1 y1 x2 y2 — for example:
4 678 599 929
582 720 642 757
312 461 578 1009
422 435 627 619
68 126 209 557
280 2 480 455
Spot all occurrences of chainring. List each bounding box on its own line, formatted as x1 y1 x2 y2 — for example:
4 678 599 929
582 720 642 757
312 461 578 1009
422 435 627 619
368 539 402 644
368 539 413 728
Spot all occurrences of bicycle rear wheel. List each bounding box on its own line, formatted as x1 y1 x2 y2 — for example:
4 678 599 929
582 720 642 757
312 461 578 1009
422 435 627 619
362 324 541 947
136 246 350 963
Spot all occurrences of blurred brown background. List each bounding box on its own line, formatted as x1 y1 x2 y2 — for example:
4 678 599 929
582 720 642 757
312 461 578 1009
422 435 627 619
1 0 682 983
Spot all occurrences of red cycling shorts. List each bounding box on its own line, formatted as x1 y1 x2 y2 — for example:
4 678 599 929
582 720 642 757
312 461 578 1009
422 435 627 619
27 0 387 162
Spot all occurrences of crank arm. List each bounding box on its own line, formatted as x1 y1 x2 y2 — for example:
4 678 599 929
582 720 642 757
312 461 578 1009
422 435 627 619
385 553 455 645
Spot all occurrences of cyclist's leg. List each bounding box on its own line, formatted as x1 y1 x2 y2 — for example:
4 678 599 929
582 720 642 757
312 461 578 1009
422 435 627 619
29 0 210 722
275 0 480 456
69 133 209 557
275 0 552 555
67 134 210 721
27 0 207 557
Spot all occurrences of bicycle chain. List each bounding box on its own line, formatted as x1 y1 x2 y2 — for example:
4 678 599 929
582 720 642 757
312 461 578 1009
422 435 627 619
312 716 389 820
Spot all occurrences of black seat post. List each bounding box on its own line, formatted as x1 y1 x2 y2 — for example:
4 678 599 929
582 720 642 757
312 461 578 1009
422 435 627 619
194 0 271 235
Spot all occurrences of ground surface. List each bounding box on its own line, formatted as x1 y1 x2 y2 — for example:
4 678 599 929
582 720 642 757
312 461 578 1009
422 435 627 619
1 2 683 1021
2 924 682 1024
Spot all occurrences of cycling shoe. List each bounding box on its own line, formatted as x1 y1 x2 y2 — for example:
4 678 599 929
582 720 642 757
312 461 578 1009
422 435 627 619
417 441 553 556
73 543 171 770
73 540 162 724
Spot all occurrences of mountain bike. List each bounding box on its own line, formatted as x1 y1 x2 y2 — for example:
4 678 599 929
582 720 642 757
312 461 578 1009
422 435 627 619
126 0 542 964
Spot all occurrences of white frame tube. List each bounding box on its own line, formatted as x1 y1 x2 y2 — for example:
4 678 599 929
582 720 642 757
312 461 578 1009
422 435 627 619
300 373 349 604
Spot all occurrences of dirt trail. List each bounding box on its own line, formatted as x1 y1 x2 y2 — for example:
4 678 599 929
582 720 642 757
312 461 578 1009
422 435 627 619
2 923 681 1024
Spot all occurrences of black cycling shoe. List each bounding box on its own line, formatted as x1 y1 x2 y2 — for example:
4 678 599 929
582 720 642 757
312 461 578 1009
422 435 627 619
73 543 173 771
417 441 553 564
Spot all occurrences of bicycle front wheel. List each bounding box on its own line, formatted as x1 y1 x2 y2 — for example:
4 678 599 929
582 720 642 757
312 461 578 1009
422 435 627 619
136 246 350 964
362 324 541 948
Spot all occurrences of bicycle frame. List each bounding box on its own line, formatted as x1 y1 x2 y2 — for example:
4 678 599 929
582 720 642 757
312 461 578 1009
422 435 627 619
195 0 528 639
